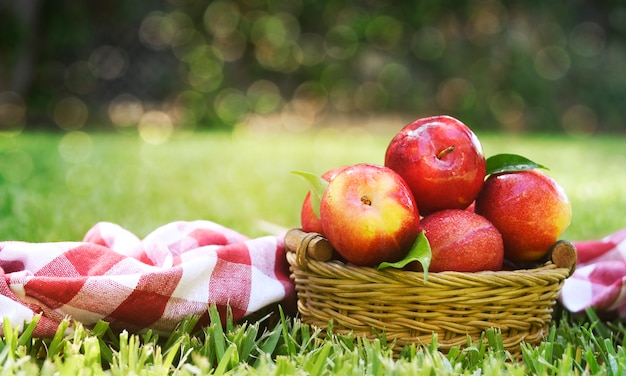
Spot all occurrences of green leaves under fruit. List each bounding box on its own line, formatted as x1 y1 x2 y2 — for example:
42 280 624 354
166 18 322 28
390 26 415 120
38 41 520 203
291 170 328 218
486 153 548 175
377 231 431 284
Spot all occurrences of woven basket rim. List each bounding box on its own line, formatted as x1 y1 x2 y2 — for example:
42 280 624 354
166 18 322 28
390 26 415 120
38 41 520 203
286 251 572 288
284 228 576 286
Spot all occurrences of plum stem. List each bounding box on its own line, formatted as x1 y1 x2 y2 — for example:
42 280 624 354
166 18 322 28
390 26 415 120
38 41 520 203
361 195 372 206
437 146 455 159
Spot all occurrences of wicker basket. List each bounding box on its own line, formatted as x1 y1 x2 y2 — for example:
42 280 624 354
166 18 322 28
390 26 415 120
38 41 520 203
284 228 577 357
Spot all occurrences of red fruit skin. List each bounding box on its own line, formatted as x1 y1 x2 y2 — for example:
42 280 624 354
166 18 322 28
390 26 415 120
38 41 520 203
474 169 572 263
385 115 486 216
320 164 420 266
413 209 504 272
465 201 476 212
300 166 346 234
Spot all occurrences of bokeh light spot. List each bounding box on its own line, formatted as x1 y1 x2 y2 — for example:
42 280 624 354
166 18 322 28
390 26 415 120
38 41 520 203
214 88 249 125
377 62 412 95
53 96 89 131
247 80 283 114
172 29 208 62
0 149 33 183
465 0 507 45
562 104 598 136
328 79 357 113
138 111 174 144
108 93 144 129
292 81 328 118
185 43 223 66
88 45 129 80
169 11 194 31
436 78 476 111
411 27 446 61
167 90 205 130
325 25 359 60
489 90 526 126
570 22 606 58
298 32 326 66
365 15 403 51
187 69 224 93
254 40 302 73
356 50 388 81
204 1 241 37
534 46 571 80
280 106 315 132
0 92 26 135
212 31 247 62
139 11 178 50
185 45 224 92
250 13 300 47
58 131 93 163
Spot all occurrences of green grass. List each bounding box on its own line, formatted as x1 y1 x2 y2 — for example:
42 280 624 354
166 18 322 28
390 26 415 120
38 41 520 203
2 305 626 375
2 127 626 374
2 128 625 242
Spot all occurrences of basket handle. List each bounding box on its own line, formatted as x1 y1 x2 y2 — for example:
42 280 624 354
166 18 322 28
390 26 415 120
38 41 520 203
547 240 577 275
284 228 334 267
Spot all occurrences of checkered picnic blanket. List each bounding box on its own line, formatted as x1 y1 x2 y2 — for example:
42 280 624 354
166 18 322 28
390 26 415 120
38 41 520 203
0 221 295 337
560 228 626 318
2 219 626 337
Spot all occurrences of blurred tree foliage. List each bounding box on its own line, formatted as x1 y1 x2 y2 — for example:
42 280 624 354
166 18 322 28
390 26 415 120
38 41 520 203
1 0 625 133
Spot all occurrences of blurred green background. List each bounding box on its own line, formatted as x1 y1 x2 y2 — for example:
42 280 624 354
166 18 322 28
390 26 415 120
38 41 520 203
1 1 626 243
2 0 625 135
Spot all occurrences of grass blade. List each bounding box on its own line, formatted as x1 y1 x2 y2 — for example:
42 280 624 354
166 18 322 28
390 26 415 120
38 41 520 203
306 341 332 376
208 304 226 360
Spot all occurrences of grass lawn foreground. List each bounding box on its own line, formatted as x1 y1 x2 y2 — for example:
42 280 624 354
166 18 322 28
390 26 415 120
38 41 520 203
1 126 626 374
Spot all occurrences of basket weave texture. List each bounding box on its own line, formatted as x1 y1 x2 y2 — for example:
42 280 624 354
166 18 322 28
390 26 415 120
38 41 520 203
285 230 574 355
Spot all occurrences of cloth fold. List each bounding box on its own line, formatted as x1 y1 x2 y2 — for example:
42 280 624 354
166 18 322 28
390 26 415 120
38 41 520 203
561 228 626 317
0 221 295 337
2 219 626 337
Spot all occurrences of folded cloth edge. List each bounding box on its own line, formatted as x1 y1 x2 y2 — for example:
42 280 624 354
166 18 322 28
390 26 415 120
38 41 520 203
0 220 296 337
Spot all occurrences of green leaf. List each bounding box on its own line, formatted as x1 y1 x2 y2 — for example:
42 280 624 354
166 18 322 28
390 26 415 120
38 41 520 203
485 153 548 175
376 230 431 284
291 170 329 218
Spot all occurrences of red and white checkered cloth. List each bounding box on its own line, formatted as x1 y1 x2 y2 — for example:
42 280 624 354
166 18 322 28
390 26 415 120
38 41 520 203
0 221 295 337
561 228 626 317
3 220 626 338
